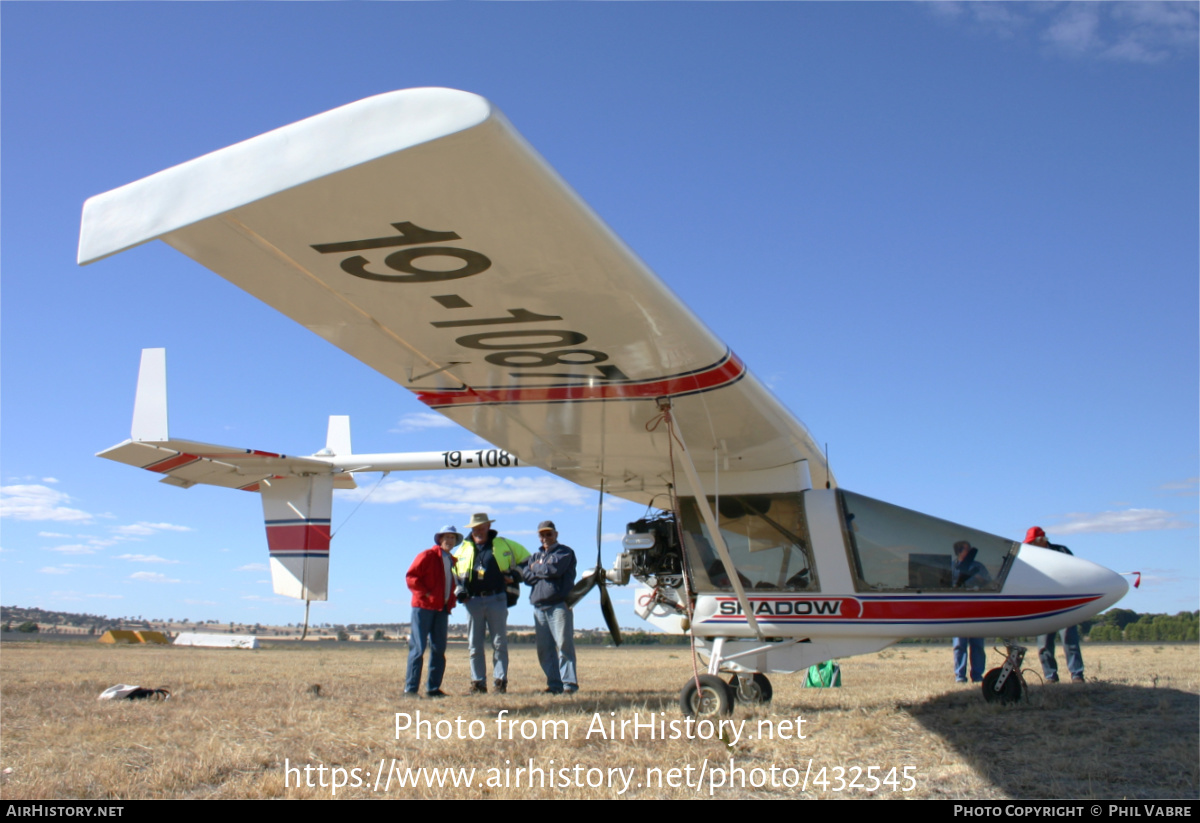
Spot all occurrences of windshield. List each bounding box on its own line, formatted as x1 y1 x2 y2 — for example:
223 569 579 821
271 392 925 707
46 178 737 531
679 493 817 592
838 490 1017 592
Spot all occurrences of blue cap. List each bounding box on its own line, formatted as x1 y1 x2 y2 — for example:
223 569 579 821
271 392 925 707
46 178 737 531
435 525 463 547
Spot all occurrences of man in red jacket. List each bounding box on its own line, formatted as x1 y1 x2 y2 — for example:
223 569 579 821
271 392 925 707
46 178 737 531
405 525 462 698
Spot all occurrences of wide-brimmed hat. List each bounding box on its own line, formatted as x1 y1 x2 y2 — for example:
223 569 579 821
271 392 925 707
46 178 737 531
434 525 463 547
465 512 494 529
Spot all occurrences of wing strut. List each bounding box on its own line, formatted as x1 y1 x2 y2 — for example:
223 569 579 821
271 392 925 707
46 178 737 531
658 399 763 641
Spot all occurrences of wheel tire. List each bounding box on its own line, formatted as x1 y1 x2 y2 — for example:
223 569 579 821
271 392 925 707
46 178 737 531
680 674 734 717
727 673 773 705
982 667 1024 705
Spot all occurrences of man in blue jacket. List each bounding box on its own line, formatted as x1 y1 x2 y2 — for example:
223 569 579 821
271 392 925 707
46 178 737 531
521 521 578 695
950 540 992 683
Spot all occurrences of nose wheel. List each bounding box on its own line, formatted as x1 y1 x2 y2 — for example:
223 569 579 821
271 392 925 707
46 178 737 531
982 642 1027 705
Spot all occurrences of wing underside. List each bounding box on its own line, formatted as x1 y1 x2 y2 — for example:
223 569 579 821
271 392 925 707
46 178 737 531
80 88 828 502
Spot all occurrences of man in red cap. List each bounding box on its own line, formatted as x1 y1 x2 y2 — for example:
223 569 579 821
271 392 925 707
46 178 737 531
1025 526 1085 683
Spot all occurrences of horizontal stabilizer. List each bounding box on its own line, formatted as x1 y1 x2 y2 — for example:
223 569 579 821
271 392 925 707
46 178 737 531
97 438 357 491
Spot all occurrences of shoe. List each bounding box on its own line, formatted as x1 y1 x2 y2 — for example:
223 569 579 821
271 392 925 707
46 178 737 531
1046 675 1060 684
403 691 420 699
955 678 968 683
1071 674 1085 683
563 685 579 694
543 687 563 695
493 678 507 694
426 689 448 698
469 681 487 694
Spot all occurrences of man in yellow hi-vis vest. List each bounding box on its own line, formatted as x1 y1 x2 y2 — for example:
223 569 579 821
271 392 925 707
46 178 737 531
454 512 529 694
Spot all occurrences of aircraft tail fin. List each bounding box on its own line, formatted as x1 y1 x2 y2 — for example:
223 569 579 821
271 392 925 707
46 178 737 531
325 415 351 456
131 348 168 442
261 475 333 601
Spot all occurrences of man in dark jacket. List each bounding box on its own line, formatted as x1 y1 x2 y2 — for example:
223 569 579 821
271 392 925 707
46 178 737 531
521 521 578 694
404 525 462 698
950 541 992 683
1026 526 1085 683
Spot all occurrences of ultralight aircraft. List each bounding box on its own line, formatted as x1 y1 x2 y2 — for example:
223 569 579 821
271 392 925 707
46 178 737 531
79 89 1129 714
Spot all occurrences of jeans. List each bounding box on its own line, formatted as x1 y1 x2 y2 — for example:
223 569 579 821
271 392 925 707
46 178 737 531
952 637 985 682
533 603 577 692
405 607 449 693
1039 625 1083 680
464 593 509 683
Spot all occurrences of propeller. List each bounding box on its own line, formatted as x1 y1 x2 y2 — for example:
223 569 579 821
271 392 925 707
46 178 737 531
566 482 622 646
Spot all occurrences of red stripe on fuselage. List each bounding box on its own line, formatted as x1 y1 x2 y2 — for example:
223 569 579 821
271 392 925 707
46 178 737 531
857 596 1101 621
416 353 745 408
704 595 1102 623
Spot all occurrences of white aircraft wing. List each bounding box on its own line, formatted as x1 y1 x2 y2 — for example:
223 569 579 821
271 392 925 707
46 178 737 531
79 88 827 503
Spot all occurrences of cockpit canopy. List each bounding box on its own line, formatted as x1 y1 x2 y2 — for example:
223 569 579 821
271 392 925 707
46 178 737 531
678 490 1018 593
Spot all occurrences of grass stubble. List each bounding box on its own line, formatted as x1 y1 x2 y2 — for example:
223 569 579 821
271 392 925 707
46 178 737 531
0 641 1195 800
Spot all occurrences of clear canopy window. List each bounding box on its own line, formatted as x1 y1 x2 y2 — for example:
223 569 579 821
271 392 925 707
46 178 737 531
838 490 1017 592
679 493 816 592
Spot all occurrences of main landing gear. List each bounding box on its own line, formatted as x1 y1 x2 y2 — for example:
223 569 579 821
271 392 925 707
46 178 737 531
679 672 773 717
981 642 1027 705
680 636 787 717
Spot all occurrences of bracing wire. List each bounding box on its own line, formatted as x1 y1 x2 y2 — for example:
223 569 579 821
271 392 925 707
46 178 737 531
331 471 390 538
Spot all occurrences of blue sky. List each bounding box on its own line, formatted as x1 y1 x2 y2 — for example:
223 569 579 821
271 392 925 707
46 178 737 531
2 2 1196 630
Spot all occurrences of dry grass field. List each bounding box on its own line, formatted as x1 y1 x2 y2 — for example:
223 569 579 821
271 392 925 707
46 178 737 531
1 640 1196 800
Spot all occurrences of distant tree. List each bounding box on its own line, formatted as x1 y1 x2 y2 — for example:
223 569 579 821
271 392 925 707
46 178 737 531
16 621 39 633
337 629 350 642
2 621 11 632
373 629 387 641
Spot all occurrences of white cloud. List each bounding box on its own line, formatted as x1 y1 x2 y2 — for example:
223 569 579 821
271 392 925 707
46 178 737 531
0 485 93 523
111 522 192 537
183 599 218 606
130 571 181 583
929 2 1198 63
44 543 101 555
39 567 71 575
390 412 461 433
41 477 59 484
116 554 180 564
37 532 72 538
236 563 268 572
87 594 123 599
240 594 292 605
1050 508 1194 535
337 473 590 515
1043 4 1102 55
1158 477 1199 496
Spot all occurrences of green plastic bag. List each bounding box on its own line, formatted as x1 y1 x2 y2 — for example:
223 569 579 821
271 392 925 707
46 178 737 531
803 660 841 688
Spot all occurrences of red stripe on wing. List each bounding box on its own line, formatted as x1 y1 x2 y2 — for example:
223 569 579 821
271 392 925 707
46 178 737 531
416 353 745 408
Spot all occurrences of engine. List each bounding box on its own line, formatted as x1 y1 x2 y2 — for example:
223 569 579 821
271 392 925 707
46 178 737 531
611 511 684 586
